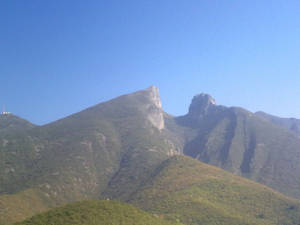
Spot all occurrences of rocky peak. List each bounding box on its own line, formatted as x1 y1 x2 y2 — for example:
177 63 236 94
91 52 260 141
140 86 164 130
188 93 216 116
145 86 162 109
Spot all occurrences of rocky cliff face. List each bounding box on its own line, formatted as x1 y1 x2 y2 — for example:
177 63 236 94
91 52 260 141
142 86 164 130
188 93 216 116
186 93 227 124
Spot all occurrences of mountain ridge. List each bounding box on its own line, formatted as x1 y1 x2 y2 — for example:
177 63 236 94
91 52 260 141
255 111 300 135
174 93 300 199
1 86 300 224
0 114 36 135
0 86 179 224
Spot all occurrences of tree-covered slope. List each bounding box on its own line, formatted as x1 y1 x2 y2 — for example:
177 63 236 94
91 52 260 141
129 156 300 225
14 200 180 225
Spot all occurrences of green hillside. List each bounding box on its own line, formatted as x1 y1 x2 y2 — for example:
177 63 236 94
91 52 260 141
9 156 300 225
129 156 300 225
14 200 180 225
0 189 53 225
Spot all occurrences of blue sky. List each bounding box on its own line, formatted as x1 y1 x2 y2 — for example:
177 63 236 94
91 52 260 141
1 0 300 125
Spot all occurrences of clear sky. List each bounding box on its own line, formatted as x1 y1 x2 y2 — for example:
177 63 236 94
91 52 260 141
1 0 300 125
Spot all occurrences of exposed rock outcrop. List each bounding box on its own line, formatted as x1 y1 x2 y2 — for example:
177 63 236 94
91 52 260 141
188 93 216 116
144 86 164 130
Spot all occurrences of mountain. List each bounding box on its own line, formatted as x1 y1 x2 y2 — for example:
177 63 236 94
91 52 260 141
171 93 300 199
0 86 180 224
14 200 179 225
1 87 300 225
255 111 300 135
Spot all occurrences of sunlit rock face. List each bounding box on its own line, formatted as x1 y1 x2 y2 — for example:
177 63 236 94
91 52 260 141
144 86 164 130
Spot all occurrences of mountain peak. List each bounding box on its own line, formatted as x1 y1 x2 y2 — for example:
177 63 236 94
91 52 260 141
144 86 162 109
122 86 164 130
0 114 35 134
142 86 164 130
188 93 216 116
